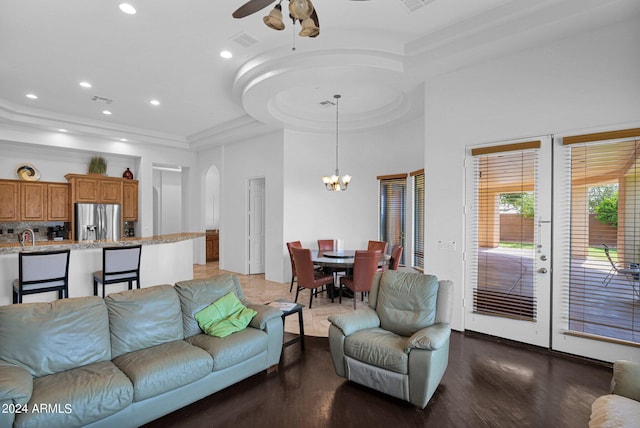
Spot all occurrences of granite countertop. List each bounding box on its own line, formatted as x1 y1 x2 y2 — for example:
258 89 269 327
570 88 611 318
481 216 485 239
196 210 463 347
0 232 205 255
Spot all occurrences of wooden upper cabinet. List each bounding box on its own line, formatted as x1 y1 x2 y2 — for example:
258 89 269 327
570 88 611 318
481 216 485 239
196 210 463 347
100 179 122 203
73 176 99 202
122 180 138 221
47 183 70 221
20 182 47 221
66 174 123 204
0 179 20 221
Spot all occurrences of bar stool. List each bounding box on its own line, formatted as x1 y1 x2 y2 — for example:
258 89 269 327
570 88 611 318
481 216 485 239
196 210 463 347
93 245 142 298
13 249 70 304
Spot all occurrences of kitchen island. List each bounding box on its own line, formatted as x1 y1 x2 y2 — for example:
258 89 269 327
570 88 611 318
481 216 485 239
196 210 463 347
0 233 204 306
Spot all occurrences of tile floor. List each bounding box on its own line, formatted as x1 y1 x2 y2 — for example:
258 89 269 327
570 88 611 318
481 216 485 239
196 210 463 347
193 262 367 337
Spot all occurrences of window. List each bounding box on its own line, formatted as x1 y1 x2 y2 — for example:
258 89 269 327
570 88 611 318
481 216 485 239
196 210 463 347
411 169 424 269
378 174 406 260
561 129 640 344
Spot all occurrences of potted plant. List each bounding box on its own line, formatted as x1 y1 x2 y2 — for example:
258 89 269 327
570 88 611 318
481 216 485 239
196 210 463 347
87 156 107 175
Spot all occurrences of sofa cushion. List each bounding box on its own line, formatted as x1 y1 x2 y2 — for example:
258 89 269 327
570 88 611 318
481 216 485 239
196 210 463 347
175 275 249 338
344 328 408 374
195 292 257 338
589 394 640 428
376 272 439 337
105 285 184 358
113 340 213 402
0 297 111 377
186 327 268 371
14 361 133 428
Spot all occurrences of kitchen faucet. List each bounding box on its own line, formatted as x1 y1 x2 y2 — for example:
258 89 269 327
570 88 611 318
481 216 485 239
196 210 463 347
20 228 35 248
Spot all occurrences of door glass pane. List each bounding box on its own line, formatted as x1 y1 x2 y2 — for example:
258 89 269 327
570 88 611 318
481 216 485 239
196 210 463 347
414 173 424 268
379 177 406 259
568 139 640 343
473 151 537 321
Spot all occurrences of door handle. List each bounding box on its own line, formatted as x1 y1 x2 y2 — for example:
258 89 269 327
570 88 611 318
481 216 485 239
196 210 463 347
538 268 548 274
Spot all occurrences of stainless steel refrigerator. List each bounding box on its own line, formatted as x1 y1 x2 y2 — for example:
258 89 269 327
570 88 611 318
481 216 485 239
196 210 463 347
74 203 121 241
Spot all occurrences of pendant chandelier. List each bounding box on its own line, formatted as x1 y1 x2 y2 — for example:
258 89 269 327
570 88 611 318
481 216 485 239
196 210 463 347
322 94 351 191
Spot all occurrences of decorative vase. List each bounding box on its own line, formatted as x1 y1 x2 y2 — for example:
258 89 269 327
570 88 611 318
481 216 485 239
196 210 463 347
122 168 134 180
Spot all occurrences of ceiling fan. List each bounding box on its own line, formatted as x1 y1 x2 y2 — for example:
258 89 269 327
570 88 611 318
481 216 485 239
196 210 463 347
233 0 321 37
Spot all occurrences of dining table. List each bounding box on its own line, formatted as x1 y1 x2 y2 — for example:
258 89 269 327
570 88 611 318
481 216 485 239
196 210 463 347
311 249 391 270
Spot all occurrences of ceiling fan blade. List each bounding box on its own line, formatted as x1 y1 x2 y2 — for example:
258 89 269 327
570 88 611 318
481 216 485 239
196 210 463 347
232 0 277 18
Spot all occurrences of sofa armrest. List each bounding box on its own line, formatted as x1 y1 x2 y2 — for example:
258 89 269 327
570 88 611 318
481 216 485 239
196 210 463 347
328 308 380 336
611 360 640 402
405 323 451 352
0 359 32 405
246 303 283 330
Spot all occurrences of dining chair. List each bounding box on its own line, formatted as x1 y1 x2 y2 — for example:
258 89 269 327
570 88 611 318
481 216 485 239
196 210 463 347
339 250 381 309
317 239 335 254
13 249 71 304
290 247 335 308
389 245 403 270
93 245 142 298
367 240 389 254
287 241 303 292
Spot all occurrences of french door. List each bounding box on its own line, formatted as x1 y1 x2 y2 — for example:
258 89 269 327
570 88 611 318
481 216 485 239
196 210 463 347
465 136 552 347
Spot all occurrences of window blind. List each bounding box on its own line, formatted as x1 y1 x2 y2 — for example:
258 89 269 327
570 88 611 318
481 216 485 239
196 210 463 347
562 133 640 344
378 174 407 257
411 169 424 269
470 144 540 321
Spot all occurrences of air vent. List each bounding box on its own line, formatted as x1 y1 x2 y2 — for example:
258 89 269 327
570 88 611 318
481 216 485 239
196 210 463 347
91 95 113 104
400 0 435 13
230 31 260 48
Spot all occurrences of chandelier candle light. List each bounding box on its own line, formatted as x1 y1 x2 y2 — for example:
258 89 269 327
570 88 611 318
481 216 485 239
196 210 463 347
322 94 351 191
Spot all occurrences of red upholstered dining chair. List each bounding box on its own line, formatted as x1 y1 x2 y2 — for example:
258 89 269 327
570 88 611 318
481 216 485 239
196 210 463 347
286 241 303 292
368 240 389 271
389 245 403 270
317 239 335 254
290 247 335 308
367 240 389 254
339 250 381 309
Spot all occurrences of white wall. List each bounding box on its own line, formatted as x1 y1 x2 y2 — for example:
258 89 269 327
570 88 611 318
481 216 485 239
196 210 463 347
282 116 424 282
423 16 640 331
217 131 285 282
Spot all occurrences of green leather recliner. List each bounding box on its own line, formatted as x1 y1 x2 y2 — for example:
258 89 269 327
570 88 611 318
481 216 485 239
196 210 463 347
328 270 453 409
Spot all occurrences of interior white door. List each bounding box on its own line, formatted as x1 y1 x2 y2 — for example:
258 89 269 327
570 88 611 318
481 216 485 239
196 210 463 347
248 178 265 274
464 136 552 348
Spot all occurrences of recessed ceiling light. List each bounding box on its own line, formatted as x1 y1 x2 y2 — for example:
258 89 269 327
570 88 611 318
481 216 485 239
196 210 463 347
119 3 136 14
25 93 38 99
220 50 233 59
149 99 160 106
119 138 128 142
58 129 68 133
102 110 112 115
79 81 92 88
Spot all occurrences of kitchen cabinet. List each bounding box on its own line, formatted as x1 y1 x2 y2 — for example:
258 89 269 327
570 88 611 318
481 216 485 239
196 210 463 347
47 183 70 221
20 182 46 221
122 180 138 221
206 230 219 262
0 179 20 221
66 175 123 204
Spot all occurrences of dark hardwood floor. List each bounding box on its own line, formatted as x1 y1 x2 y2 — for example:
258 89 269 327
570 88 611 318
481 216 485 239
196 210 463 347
143 331 611 428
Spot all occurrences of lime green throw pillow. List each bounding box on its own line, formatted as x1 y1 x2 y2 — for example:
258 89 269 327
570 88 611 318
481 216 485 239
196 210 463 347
194 292 257 338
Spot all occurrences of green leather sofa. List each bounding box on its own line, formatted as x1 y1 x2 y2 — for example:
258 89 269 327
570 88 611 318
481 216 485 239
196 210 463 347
328 270 453 409
0 274 284 428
